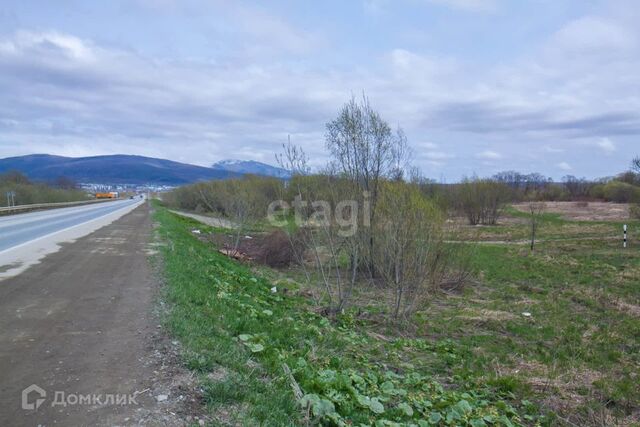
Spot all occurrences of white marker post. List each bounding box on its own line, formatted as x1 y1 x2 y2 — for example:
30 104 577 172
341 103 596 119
623 224 627 248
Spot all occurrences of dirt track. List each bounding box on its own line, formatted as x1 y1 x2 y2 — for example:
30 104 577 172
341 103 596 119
0 203 191 426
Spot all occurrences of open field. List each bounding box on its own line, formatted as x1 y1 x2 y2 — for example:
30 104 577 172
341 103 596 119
449 204 635 245
154 201 640 426
512 202 630 222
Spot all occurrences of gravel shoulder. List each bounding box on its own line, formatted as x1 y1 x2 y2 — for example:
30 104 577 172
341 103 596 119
169 210 236 229
0 202 205 426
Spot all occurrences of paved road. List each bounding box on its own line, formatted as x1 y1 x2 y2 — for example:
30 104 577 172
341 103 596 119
0 198 142 253
0 203 162 426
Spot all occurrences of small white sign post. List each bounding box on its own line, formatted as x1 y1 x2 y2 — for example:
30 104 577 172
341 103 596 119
623 224 627 248
6 191 16 207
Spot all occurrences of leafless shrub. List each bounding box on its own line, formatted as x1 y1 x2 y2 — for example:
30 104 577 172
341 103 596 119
456 178 510 225
258 229 307 268
563 175 591 200
276 143 363 313
528 201 546 251
373 182 470 318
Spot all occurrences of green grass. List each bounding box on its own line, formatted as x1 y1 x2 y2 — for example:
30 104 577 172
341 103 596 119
423 213 640 425
154 207 299 425
451 207 638 244
153 202 532 426
154 200 639 426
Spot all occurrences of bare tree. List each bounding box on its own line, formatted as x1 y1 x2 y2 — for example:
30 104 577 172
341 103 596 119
276 141 359 312
562 175 590 200
196 182 223 213
325 94 410 274
493 171 524 190
632 156 640 173
528 201 546 251
276 136 311 176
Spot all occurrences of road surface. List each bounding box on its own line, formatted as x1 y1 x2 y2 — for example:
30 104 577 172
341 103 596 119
0 198 145 280
0 202 179 426
0 198 141 253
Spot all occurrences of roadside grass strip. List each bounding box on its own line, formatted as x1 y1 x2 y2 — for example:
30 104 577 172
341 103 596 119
154 203 533 426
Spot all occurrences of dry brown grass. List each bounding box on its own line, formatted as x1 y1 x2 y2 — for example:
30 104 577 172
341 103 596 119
457 308 517 322
512 201 630 221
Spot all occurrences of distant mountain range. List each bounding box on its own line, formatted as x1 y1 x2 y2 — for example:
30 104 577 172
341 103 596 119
212 159 290 178
0 154 291 185
0 154 242 185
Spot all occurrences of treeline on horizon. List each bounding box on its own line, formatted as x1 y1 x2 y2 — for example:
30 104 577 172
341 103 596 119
0 170 89 207
165 163 640 221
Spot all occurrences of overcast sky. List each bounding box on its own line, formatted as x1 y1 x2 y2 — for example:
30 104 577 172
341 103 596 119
0 0 638 180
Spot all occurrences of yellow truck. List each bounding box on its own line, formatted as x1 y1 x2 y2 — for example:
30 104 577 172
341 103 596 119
95 192 119 199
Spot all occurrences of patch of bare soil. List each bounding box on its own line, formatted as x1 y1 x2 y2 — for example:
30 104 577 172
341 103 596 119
116 332 210 426
197 229 307 268
513 201 630 221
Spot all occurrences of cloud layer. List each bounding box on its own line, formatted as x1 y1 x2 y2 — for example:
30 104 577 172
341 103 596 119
0 0 638 179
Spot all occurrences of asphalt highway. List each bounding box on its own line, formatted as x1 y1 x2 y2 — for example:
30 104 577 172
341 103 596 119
0 202 159 426
0 198 142 253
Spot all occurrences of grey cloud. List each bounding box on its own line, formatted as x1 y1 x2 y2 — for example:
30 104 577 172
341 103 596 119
0 31 344 157
429 102 640 137
544 112 640 136
1 10 639 180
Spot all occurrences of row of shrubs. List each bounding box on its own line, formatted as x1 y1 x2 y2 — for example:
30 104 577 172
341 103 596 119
165 174 640 229
436 178 640 205
0 171 89 207
590 181 640 203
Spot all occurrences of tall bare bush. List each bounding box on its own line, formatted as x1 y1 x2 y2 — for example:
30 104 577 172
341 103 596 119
325 94 410 275
527 201 546 251
373 183 450 318
457 178 509 225
277 144 361 313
